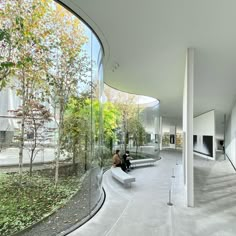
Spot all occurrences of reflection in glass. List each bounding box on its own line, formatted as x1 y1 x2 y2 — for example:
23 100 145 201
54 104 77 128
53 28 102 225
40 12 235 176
0 0 104 235
102 85 160 165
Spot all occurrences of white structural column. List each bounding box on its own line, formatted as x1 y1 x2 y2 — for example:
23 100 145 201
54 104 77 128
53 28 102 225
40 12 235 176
160 116 163 150
183 48 194 207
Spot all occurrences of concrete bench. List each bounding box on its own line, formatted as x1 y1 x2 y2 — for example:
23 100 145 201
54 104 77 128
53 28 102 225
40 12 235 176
111 167 135 187
130 158 156 168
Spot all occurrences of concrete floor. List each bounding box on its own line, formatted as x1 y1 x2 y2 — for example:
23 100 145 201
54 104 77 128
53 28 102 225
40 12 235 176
69 149 236 236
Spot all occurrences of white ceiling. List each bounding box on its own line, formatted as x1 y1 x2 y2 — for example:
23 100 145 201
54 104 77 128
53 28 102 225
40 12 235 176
59 0 236 134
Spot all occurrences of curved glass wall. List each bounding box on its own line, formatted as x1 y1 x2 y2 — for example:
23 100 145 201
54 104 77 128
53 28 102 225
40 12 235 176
162 132 171 148
102 85 160 165
162 128 183 149
0 1 103 235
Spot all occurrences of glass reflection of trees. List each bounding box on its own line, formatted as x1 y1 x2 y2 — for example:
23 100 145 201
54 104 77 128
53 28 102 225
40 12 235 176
102 85 160 164
0 1 103 235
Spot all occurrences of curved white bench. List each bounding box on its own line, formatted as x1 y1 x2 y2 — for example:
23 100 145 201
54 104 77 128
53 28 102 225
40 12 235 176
130 158 156 168
111 167 135 187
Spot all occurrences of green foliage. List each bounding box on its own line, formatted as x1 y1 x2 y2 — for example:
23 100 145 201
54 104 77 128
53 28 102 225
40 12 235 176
0 29 10 41
63 96 120 157
90 99 120 144
103 85 149 152
128 116 146 146
61 95 91 172
1 0 91 184
0 173 81 236
162 133 170 146
0 0 53 88
63 95 91 148
103 101 121 144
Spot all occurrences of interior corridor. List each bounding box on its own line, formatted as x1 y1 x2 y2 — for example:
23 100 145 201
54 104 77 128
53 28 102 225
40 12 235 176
68 150 236 236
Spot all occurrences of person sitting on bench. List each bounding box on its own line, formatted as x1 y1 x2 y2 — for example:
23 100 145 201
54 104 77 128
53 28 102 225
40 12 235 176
123 150 132 171
112 149 126 171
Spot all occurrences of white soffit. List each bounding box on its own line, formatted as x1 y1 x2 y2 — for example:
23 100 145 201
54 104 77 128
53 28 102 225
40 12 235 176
59 0 236 123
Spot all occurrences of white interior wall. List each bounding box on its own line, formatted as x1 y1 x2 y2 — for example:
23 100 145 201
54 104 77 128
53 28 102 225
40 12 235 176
193 110 215 159
225 101 236 167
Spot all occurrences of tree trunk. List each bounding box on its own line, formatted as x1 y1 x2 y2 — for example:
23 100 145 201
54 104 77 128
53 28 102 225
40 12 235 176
18 118 24 179
19 75 26 181
55 139 60 185
29 150 33 177
135 139 138 158
123 115 128 152
84 134 88 172
55 105 63 186
29 120 37 177
29 145 36 177
109 137 113 154
72 142 77 175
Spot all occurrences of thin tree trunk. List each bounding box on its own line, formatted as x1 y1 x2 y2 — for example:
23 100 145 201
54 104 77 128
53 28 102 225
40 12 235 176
19 116 24 178
19 121 24 180
29 120 37 177
72 142 77 175
55 138 60 185
123 115 127 152
84 134 88 172
29 150 33 177
29 141 36 177
19 74 26 181
55 103 64 186
135 137 138 158
55 123 61 186
109 138 113 154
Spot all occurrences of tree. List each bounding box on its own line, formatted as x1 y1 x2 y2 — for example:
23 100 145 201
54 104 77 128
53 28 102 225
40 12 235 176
46 3 90 185
0 0 52 88
62 93 120 171
102 101 120 153
1 1 90 184
10 100 52 176
127 116 146 156
62 94 90 174
1 0 53 178
0 27 13 89
103 85 149 153
112 95 139 151
0 1 16 88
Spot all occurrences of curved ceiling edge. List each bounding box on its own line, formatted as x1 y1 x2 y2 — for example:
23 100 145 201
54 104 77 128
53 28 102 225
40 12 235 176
104 82 160 105
55 0 110 66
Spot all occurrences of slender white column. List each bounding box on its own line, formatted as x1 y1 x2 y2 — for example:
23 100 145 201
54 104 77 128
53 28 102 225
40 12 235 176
160 116 163 150
183 48 194 207
182 131 186 185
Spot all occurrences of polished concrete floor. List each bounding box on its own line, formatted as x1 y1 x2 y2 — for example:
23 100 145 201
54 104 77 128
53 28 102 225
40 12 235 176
69 150 236 236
